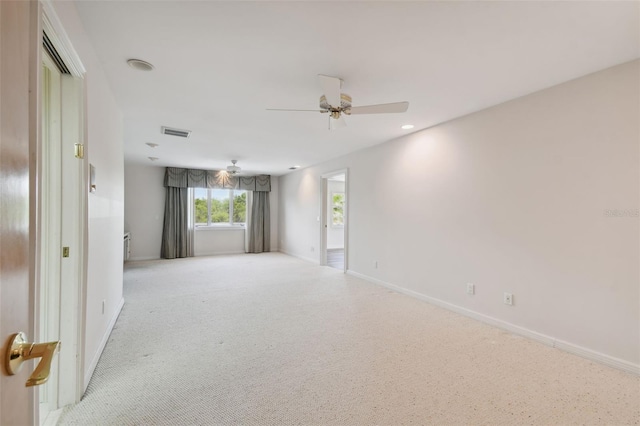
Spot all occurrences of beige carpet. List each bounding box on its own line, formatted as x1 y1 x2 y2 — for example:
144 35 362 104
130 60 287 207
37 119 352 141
59 253 639 425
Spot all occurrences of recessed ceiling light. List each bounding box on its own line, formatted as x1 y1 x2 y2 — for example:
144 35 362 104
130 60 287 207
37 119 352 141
401 124 414 130
289 165 300 170
127 58 154 71
148 157 159 161
146 143 159 148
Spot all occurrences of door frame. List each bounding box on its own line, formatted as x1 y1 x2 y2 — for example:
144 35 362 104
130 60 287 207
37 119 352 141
320 169 349 271
40 50 64 424
37 1 87 419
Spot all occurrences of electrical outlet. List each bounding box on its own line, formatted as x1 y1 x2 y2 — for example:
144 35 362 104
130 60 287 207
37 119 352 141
503 292 513 305
310 246 315 252
466 283 475 295
374 260 378 269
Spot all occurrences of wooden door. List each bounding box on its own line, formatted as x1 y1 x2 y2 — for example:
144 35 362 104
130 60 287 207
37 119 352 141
0 1 40 424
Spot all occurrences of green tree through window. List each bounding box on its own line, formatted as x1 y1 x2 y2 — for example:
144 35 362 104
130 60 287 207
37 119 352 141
194 188 246 226
332 192 344 226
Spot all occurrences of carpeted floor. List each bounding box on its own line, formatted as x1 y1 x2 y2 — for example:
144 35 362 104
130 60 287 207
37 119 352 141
59 253 639 425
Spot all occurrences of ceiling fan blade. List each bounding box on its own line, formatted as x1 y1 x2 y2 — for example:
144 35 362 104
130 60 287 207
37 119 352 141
349 101 409 115
267 108 326 112
329 115 347 130
318 74 342 108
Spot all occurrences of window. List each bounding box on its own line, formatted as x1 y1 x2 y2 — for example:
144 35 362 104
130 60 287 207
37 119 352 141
194 188 247 226
331 192 344 227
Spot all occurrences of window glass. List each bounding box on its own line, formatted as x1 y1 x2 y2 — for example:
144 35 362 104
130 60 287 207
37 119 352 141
332 192 344 226
233 191 247 224
194 188 208 225
194 188 247 227
210 189 230 223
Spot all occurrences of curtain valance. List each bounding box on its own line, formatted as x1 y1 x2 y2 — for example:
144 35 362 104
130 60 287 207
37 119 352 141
164 167 271 192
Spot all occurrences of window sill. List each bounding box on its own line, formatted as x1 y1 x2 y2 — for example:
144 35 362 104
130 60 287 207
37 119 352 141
195 226 245 232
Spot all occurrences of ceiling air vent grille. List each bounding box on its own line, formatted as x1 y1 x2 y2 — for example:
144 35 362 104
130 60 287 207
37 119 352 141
161 126 191 138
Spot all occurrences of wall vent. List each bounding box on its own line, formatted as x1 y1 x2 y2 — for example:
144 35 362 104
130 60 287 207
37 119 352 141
161 126 191 138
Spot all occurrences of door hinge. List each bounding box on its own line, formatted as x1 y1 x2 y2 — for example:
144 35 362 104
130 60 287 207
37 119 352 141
74 143 84 159
62 247 70 258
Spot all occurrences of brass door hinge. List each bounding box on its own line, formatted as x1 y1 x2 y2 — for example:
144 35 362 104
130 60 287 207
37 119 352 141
74 143 84 159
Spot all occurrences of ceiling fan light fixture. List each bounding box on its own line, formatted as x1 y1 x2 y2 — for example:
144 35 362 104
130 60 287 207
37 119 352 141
269 74 409 130
227 159 241 175
320 93 352 112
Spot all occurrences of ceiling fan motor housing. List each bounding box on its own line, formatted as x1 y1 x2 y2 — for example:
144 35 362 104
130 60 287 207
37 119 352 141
320 93 352 115
227 160 241 174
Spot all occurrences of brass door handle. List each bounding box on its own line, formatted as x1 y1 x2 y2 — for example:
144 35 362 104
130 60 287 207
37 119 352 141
5 332 61 387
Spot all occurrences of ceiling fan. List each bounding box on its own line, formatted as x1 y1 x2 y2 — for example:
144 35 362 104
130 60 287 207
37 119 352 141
268 75 409 130
227 159 241 175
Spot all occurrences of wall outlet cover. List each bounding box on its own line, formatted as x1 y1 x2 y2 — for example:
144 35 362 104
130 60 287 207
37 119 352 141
503 292 513 305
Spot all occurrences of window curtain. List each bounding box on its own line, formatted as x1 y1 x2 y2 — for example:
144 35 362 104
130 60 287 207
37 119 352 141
244 191 253 253
160 186 191 259
246 191 270 253
162 166 271 258
187 188 195 256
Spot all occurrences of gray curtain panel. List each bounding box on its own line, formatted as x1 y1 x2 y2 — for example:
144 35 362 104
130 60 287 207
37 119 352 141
160 186 190 259
247 191 270 253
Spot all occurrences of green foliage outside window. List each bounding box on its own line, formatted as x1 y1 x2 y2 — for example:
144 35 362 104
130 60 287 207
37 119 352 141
195 189 246 226
332 192 344 226
195 197 208 224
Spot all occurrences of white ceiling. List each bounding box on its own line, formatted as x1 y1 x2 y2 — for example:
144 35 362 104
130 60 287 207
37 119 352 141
74 1 639 176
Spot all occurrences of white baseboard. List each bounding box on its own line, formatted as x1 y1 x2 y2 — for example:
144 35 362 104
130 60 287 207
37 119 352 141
279 249 319 264
128 255 160 261
83 297 125 391
195 250 246 256
347 270 639 375
42 408 63 426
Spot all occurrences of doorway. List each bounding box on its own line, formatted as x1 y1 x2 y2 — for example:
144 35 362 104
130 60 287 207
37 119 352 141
320 170 348 271
38 8 87 424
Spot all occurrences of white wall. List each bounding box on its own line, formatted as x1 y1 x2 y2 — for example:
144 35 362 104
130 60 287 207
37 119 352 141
124 163 165 260
327 179 345 249
278 60 640 369
124 164 279 259
52 2 125 389
195 228 245 255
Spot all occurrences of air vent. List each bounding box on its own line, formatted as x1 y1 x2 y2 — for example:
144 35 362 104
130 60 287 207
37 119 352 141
161 126 191 138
